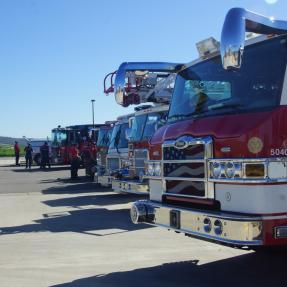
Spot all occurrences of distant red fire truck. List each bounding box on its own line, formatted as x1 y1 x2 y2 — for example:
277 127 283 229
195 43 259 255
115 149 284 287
50 124 103 165
130 8 287 248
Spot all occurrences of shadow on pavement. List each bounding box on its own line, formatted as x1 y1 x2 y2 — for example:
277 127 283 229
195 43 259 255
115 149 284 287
11 166 71 173
51 250 287 287
43 193 146 208
0 207 151 237
42 181 104 195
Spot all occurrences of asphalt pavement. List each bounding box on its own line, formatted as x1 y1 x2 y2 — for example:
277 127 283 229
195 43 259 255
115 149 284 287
0 164 286 287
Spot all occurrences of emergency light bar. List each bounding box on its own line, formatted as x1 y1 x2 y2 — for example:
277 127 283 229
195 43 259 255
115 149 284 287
196 37 220 58
221 7 287 69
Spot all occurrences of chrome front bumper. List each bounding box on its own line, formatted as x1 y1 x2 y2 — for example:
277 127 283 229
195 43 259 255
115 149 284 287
97 175 114 187
112 180 149 195
130 201 263 246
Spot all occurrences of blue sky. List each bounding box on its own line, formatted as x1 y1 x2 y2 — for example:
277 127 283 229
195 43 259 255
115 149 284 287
0 0 285 138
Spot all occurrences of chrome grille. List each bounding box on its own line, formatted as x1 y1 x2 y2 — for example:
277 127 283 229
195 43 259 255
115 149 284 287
134 149 147 176
163 144 205 160
163 162 205 178
162 136 213 199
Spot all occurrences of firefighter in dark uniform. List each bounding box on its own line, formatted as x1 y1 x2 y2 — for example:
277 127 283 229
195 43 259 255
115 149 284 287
24 143 33 169
40 142 50 169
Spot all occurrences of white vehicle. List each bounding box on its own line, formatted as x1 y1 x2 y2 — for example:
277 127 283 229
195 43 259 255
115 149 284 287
24 138 51 165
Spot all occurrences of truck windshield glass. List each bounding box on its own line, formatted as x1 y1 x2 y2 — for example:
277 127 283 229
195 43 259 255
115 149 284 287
168 36 287 122
142 112 167 140
97 128 112 147
52 131 67 145
129 114 147 142
109 123 128 149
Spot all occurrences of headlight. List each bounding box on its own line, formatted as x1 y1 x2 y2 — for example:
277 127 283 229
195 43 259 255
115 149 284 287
154 163 161 176
210 162 221 178
225 162 235 178
121 159 131 168
96 153 102 165
210 161 242 179
147 163 155 176
146 162 161 177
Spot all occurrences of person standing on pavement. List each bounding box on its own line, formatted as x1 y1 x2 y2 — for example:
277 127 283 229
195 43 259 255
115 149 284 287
70 144 80 179
24 143 33 169
14 141 20 166
40 142 50 169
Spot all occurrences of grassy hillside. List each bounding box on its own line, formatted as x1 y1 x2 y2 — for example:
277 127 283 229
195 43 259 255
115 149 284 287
0 136 27 157
0 144 24 157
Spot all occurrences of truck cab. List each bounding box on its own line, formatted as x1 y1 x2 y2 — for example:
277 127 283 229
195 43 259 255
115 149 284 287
51 124 102 165
130 8 287 248
104 62 180 194
97 114 133 186
112 104 168 194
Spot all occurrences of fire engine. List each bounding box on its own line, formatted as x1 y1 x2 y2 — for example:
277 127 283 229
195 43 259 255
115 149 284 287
86 122 115 179
129 8 287 248
104 64 179 194
51 124 103 165
96 114 133 186
105 62 180 194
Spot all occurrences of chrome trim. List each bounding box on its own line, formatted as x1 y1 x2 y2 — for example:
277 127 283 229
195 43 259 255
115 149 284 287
280 64 287 105
161 136 214 199
162 177 206 182
162 192 206 199
209 157 287 183
274 226 287 239
97 175 114 186
115 62 183 106
112 180 149 195
221 8 287 69
131 201 263 246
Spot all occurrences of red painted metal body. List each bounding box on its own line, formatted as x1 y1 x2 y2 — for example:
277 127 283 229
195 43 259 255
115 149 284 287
148 107 287 246
150 107 287 160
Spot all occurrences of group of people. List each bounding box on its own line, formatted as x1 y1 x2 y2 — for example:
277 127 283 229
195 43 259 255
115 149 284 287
14 141 50 169
13 141 92 179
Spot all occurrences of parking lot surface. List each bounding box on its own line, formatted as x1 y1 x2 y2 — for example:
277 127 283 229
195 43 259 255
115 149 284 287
0 165 286 287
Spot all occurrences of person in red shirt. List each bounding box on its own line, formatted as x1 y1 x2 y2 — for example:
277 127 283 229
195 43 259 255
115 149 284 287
14 141 20 166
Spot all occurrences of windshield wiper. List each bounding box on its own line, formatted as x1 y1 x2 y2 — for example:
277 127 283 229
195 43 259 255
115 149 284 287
208 102 243 111
168 114 187 121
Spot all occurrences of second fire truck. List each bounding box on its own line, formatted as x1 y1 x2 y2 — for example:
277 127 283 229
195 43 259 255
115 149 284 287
104 64 180 194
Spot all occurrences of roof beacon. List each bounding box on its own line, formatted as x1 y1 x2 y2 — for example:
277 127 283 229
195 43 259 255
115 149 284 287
196 37 220 58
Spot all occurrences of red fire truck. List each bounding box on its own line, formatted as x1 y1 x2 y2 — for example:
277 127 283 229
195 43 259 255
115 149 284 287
104 64 180 194
51 124 103 165
129 8 287 248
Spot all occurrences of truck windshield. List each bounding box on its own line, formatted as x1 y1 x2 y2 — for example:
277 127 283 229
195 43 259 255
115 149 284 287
51 131 67 145
109 123 128 150
142 112 167 140
168 36 287 122
97 128 113 147
129 114 147 142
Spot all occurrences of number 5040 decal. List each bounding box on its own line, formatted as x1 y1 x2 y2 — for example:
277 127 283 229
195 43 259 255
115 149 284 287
270 148 287 156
